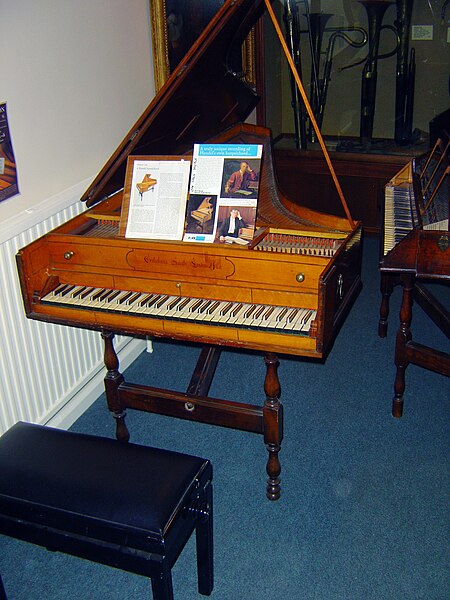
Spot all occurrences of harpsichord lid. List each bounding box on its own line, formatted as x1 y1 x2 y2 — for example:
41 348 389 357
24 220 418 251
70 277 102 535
81 0 267 208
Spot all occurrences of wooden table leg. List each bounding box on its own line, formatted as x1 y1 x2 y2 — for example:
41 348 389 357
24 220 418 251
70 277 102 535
392 275 414 418
263 353 283 501
102 331 129 441
379 272 396 338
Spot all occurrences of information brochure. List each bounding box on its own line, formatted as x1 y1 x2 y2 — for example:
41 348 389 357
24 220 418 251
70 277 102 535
0 103 19 203
183 143 263 245
124 158 191 240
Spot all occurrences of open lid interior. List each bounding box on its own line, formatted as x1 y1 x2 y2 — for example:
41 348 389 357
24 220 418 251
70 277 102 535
81 0 355 229
81 0 266 208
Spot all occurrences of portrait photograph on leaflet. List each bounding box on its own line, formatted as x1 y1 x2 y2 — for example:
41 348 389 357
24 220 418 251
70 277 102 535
183 143 263 245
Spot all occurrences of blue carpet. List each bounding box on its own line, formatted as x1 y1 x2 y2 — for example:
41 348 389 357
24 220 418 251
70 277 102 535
0 236 448 599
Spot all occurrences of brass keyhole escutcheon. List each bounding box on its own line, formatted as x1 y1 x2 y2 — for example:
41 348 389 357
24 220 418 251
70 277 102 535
185 402 195 412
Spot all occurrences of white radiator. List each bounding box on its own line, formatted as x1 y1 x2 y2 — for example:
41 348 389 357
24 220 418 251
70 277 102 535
0 183 145 436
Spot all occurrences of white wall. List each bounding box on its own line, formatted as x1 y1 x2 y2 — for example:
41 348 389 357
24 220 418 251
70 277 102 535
0 0 155 221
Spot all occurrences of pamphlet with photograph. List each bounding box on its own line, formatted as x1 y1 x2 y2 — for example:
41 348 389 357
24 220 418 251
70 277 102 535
0 103 19 203
122 156 191 240
183 143 263 245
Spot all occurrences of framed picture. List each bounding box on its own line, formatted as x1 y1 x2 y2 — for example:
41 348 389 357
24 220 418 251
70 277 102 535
149 0 256 92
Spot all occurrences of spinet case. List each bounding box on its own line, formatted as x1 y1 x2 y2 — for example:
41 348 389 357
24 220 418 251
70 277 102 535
379 141 449 418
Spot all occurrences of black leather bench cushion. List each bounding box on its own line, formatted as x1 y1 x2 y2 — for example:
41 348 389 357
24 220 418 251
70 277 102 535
0 422 211 552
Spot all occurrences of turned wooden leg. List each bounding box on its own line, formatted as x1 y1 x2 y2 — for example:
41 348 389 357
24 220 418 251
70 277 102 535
102 331 129 441
263 353 283 501
392 275 414 418
379 273 395 338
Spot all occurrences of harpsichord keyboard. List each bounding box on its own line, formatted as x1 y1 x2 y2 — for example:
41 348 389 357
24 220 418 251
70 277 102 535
42 284 317 334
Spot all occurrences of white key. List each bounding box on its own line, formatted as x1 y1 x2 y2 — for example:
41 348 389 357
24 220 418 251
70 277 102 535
273 306 290 329
250 304 270 328
215 301 235 324
261 306 285 329
241 304 259 326
152 295 179 317
45 283 76 303
300 310 316 332
64 285 88 304
132 293 155 314
202 300 224 322
77 287 106 307
178 298 205 320
139 294 164 315
117 291 144 312
290 308 315 331
86 288 115 309
194 299 216 322
233 303 256 326
291 309 316 332
173 296 194 315
282 308 307 331
226 303 247 325
144 294 172 317
104 290 137 311
188 298 217 321
101 289 122 307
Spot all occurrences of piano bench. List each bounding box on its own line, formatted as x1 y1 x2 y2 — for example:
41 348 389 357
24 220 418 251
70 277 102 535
0 422 213 600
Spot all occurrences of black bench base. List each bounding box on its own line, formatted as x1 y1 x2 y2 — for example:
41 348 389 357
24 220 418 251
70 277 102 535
0 422 213 600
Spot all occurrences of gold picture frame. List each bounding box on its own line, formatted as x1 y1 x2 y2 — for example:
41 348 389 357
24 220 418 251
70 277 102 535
149 0 256 92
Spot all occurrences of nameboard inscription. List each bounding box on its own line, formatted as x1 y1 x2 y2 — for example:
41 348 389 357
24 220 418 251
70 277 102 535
126 248 235 279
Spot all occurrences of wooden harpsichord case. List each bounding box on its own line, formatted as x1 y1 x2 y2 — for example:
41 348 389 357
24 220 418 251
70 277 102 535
17 0 363 500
